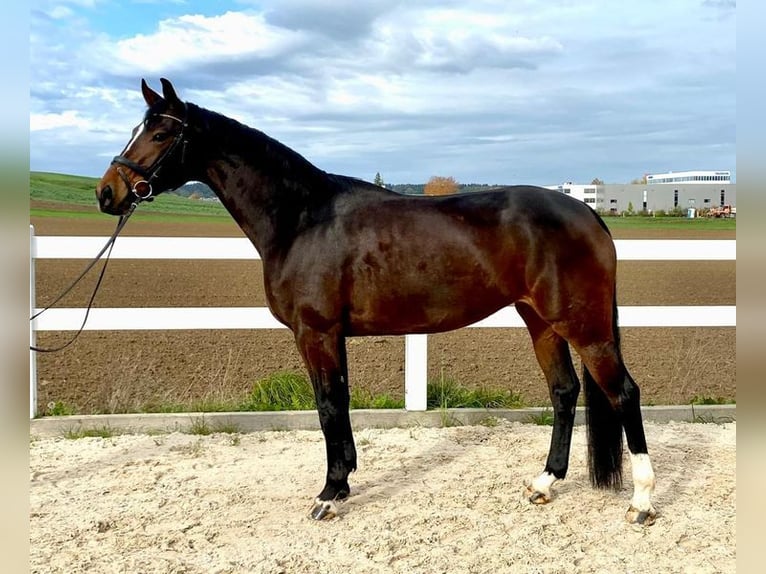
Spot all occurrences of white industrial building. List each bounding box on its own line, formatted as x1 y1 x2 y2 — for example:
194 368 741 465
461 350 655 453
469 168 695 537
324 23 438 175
646 170 731 185
546 171 735 215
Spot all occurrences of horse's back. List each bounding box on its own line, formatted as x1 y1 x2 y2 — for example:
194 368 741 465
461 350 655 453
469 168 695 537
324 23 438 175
394 185 615 273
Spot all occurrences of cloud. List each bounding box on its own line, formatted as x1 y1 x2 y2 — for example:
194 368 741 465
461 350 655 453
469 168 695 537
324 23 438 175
102 11 308 76
29 0 736 184
262 0 395 39
30 110 90 131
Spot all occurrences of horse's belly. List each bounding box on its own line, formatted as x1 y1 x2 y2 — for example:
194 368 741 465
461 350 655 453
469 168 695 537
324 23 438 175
346 282 511 336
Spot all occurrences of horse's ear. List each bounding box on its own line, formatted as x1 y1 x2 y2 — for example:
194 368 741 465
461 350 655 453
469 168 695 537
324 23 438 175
141 79 163 107
159 78 182 107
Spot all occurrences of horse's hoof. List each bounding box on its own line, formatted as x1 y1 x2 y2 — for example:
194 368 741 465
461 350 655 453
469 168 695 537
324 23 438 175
309 499 339 520
525 485 551 505
625 505 657 526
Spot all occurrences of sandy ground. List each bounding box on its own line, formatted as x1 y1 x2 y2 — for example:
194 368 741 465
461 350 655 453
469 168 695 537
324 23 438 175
30 420 736 573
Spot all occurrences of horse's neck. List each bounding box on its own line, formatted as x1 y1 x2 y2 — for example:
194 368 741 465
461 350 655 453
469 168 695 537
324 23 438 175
196 109 329 259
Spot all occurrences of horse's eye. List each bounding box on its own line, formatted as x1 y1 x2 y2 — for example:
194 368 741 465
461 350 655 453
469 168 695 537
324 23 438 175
152 132 170 142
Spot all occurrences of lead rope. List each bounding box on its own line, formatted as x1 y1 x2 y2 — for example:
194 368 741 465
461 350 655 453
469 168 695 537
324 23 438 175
30 204 137 353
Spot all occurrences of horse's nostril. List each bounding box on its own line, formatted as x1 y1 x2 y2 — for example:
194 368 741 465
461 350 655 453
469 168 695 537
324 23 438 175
100 185 113 206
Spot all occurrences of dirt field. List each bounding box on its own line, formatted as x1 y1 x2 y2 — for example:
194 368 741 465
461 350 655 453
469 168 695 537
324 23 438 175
30 213 736 413
29 420 736 573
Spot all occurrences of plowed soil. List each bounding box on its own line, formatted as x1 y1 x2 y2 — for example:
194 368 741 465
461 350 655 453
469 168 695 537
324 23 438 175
30 212 735 414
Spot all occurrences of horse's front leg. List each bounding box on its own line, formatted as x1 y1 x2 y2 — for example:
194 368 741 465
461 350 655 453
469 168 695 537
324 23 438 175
294 325 357 520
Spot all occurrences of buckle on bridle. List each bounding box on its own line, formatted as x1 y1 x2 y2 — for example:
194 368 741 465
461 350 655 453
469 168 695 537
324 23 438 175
132 179 153 200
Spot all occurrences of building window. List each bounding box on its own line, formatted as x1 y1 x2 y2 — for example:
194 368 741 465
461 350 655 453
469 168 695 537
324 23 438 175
674 189 679 208
704 198 711 204
720 189 726 206
610 199 618 204
584 188 596 194
584 198 596 204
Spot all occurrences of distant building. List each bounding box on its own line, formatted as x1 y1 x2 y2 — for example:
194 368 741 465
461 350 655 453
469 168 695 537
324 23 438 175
599 183 735 215
546 174 735 214
646 170 731 185
544 183 603 207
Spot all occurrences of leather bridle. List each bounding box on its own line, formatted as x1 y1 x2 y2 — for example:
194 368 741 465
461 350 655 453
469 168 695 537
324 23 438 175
110 102 190 204
31 103 192 353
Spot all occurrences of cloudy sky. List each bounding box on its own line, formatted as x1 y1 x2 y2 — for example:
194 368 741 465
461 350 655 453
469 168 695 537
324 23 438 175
30 0 735 186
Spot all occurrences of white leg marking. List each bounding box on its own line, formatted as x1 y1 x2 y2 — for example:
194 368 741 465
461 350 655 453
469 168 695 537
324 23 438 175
629 453 656 512
531 471 557 496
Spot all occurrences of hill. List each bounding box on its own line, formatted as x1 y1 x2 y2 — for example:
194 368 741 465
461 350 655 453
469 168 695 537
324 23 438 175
30 172 229 220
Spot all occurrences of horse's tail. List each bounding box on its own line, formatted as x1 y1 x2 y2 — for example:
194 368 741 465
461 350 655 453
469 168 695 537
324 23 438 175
584 291 624 490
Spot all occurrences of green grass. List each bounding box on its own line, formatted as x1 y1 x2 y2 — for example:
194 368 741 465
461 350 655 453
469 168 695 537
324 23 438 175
245 371 407 410
245 372 317 411
527 408 555 426
63 425 120 439
30 171 232 221
427 374 524 409
601 214 735 232
690 395 735 405
31 171 104 205
187 416 244 435
45 400 75 417
350 390 405 409
40 371 528 416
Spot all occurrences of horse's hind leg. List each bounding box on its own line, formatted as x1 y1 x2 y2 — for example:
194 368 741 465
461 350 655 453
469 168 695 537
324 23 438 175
294 325 357 520
575 339 657 525
516 302 581 505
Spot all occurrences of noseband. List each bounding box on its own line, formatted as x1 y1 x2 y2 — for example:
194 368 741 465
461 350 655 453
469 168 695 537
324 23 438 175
111 102 190 203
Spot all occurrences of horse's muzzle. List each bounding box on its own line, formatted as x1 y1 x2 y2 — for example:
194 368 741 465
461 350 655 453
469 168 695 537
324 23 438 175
96 184 127 215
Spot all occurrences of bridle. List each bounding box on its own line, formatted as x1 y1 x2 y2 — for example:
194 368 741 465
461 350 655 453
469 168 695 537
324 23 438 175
110 101 190 204
30 103 191 353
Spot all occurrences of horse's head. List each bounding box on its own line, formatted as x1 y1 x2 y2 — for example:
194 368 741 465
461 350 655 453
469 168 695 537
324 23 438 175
96 78 192 215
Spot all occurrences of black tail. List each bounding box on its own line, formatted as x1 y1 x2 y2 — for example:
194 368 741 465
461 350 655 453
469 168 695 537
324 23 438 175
584 293 624 490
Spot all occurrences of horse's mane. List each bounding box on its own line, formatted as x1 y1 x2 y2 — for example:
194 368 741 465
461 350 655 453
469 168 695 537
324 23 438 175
180 103 389 197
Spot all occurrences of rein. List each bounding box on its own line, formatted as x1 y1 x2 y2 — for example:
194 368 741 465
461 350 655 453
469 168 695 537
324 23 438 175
31 105 192 352
29 200 138 353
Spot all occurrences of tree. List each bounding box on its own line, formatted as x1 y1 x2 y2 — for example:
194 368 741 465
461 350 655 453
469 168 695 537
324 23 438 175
424 175 459 196
373 172 384 187
630 175 647 184
591 178 604 185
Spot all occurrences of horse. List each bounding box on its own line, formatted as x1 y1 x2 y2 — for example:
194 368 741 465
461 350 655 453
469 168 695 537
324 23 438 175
96 78 656 525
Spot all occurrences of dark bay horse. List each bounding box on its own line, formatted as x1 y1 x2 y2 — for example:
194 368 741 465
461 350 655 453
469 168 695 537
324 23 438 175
96 78 656 525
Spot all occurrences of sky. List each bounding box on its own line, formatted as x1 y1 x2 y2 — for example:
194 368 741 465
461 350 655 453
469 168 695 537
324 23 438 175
29 0 736 186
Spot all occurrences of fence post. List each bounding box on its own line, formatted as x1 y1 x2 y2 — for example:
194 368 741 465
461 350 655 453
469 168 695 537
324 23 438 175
404 334 428 411
29 225 37 419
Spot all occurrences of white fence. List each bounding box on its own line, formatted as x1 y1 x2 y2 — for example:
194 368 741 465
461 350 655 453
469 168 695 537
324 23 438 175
29 226 736 419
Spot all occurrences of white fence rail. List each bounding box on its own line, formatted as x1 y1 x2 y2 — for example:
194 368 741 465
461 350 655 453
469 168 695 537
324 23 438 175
29 228 736 418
